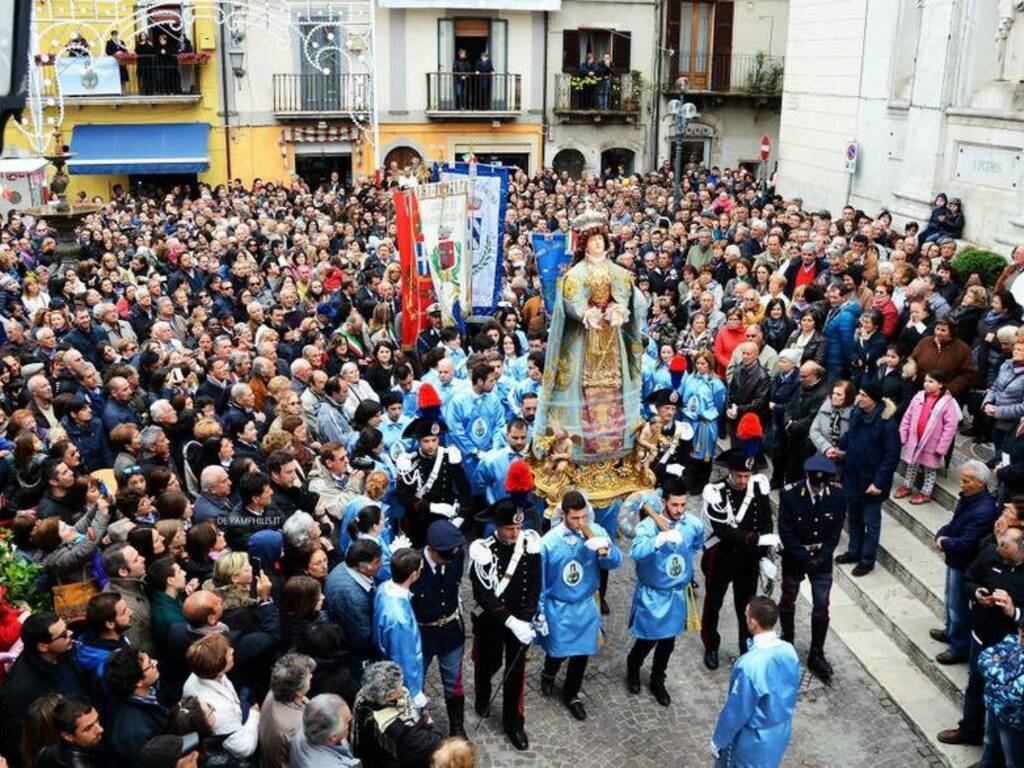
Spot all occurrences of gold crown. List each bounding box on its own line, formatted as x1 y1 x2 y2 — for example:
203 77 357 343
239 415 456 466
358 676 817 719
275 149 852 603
572 209 608 234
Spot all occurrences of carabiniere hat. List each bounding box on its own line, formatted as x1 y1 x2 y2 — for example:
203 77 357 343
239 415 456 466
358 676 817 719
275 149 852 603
644 388 680 409
402 415 448 440
477 497 526 527
716 446 767 472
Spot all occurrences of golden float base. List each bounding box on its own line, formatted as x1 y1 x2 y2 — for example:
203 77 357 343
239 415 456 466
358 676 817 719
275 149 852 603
529 455 655 509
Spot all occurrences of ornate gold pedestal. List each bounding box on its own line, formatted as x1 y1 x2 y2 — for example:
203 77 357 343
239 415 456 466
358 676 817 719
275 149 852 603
529 455 655 510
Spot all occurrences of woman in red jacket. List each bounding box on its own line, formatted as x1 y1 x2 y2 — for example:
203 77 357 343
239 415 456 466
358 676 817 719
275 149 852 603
713 308 746 378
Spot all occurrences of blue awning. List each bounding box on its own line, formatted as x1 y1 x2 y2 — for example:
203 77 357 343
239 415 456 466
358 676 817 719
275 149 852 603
68 123 210 175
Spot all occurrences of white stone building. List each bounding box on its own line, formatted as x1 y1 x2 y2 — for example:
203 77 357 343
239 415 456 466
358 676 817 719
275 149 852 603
778 0 1024 250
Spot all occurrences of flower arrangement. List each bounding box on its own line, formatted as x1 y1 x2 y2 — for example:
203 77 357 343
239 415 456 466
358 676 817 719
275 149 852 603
177 51 213 65
114 51 139 63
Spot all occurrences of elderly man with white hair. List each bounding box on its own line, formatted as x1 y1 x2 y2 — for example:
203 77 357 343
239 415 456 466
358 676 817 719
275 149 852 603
290 693 359 768
291 358 314 394
194 465 233 523
931 460 998 665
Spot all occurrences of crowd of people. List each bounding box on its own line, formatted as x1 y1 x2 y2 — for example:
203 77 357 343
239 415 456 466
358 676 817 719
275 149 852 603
0 157 1019 768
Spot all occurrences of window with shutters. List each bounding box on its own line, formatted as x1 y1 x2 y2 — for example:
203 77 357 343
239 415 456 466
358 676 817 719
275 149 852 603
560 28 631 74
677 2 714 88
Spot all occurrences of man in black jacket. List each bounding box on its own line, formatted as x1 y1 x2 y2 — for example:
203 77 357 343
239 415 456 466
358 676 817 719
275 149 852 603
938 525 1024 746
782 362 829 483
223 471 285 551
725 342 770 445
102 648 167 764
267 450 318 517
2 613 89 767
35 697 108 768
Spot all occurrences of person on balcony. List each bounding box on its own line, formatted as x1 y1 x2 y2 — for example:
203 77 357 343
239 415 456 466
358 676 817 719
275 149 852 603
135 32 155 95
453 48 472 110
105 30 130 86
597 52 614 110
578 52 600 109
476 51 494 110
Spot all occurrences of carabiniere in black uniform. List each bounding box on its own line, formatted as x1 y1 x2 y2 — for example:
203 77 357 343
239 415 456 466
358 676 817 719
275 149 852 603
469 498 542 752
777 454 845 681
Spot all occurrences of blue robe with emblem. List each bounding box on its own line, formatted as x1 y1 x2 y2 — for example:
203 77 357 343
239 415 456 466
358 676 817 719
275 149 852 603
540 521 622 658
713 635 801 768
629 514 703 640
443 387 506 494
373 581 424 699
380 414 413 462
474 446 526 505
679 371 727 462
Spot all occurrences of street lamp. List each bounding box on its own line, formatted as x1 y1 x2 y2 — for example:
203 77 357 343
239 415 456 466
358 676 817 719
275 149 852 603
0 0 33 155
228 40 246 78
667 96 698 209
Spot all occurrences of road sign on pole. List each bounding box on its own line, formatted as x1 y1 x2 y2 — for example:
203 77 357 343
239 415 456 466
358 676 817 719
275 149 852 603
760 135 771 161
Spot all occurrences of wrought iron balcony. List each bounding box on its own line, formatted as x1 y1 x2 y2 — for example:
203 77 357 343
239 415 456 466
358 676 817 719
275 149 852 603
425 72 522 118
273 73 372 118
553 73 641 120
664 52 784 97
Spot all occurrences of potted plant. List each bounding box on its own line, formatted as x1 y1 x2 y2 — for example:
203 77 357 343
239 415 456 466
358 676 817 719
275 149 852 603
745 51 784 95
177 51 212 66
623 69 644 111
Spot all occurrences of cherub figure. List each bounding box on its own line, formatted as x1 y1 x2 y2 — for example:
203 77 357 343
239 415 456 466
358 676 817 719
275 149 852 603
633 414 663 484
535 425 581 502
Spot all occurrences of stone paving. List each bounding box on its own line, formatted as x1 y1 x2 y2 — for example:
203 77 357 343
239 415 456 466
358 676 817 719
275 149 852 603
420 512 943 767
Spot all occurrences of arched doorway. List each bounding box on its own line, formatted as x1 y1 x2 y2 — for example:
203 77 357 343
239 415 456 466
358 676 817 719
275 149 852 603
600 147 635 178
552 148 586 178
383 146 422 174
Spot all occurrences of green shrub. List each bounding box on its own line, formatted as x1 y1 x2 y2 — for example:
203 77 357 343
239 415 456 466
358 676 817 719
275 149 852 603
953 247 1007 288
0 530 49 613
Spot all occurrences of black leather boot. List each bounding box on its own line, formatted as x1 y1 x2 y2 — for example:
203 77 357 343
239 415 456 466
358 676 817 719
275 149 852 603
445 696 466 738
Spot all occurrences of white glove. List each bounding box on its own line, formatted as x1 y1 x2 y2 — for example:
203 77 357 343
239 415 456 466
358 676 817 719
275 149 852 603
451 516 464 529
585 536 611 552
429 502 456 518
505 616 536 645
534 614 549 637
665 463 684 477
760 557 778 581
391 534 412 551
758 533 782 549
605 303 626 327
412 691 428 709
654 529 684 549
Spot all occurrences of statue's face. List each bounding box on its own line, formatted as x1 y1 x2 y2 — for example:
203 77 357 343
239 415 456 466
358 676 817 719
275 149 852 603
586 234 605 256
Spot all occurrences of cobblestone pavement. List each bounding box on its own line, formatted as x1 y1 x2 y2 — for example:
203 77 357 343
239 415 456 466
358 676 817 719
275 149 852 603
421 507 942 768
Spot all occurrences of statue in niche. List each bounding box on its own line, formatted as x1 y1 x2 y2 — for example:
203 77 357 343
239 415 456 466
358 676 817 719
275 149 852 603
996 0 1024 81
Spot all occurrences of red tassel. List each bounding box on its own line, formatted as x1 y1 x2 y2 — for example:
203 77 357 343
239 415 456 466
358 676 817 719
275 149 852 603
669 355 687 374
417 383 442 410
505 459 535 493
736 412 763 441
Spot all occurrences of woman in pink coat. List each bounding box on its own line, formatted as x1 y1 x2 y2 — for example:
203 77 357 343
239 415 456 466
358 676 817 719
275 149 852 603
894 369 961 504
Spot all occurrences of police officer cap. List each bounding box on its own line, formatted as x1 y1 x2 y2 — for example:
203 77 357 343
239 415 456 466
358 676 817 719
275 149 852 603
803 454 839 475
478 498 526 527
427 520 466 551
643 388 680 408
716 446 766 472
380 391 403 409
427 303 442 315
402 415 448 440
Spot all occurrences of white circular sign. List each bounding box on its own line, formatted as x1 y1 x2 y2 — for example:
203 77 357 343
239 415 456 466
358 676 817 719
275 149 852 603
562 559 584 588
665 553 685 580
471 417 488 440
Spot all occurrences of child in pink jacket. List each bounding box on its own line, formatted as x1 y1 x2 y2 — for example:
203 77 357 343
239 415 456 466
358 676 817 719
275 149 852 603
894 370 961 504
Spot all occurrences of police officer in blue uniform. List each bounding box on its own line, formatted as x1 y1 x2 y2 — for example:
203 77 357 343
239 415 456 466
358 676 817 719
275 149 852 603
700 448 776 671
395 416 470 547
626 479 704 706
411 520 468 737
778 454 845 682
539 490 622 721
469 497 543 751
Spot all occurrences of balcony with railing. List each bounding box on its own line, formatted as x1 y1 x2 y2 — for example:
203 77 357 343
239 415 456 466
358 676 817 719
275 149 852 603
38 55 204 105
273 73 372 118
425 72 522 118
664 52 784 98
553 73 641 121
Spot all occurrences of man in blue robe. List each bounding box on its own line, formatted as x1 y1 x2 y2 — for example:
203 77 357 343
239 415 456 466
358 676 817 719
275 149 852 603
507 352 544 418
378 391 412 463
539 490 622 720
474 419 530 505
373 548 427 708
392 363 422 418
626 480 704 706
712 596 801 768
421 358 464 408
444 363 506 502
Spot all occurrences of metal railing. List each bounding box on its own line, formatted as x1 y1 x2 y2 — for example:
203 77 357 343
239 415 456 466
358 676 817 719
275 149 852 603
40 57 202 98
273 73 372 116
426 72 522 113
667 53 784 96
553 72 640 114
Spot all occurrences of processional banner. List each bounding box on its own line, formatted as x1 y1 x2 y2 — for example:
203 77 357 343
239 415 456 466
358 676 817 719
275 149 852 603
532 231 573 315
393 188 435 348
415 180 471 329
